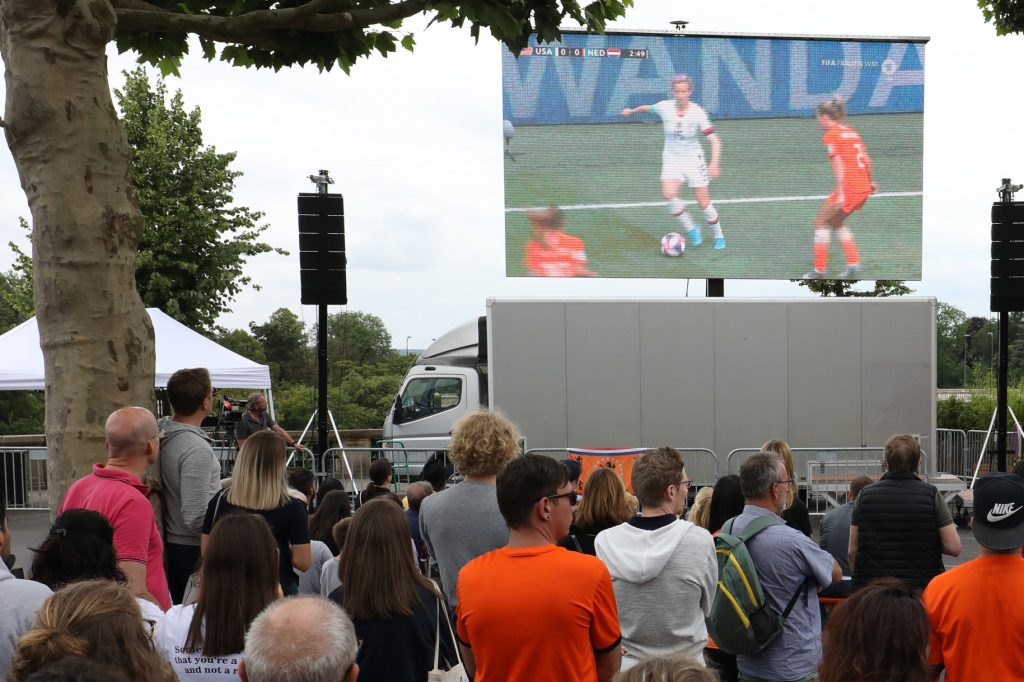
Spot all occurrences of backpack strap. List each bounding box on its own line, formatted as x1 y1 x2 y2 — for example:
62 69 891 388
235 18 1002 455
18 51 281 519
780 579 810 620
734 514 784 542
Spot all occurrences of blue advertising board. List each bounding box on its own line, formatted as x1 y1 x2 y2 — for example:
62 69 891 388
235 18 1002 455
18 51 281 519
502 32 925 124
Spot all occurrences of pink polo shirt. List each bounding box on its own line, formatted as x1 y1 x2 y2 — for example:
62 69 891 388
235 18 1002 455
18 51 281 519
60 463 170 611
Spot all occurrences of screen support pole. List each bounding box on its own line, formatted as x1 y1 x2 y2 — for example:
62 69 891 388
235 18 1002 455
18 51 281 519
707 278 724 297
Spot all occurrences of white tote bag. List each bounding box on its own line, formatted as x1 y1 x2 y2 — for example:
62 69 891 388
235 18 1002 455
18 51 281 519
426 589 468 682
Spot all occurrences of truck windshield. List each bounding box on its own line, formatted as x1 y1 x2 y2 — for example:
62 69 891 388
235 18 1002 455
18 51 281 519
395 376 462 424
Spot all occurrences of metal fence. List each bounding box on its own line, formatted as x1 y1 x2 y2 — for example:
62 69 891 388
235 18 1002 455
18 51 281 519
936 429 967 478
729 446 884 516
1 447 49 510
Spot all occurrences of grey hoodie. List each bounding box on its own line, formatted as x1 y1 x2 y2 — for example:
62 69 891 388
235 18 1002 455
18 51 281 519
595 518 717 670
0 560 52 679
158 416 222 545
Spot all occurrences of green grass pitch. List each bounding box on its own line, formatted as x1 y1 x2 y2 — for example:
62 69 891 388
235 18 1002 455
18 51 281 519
503 113 923 280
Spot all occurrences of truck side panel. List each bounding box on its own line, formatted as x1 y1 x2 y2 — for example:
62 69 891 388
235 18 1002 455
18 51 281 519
860 300 935 452
565 302 642 447
487 301 569 448
639 302 716 450
713 302 790 457
787 301 864 448
487 298 936 460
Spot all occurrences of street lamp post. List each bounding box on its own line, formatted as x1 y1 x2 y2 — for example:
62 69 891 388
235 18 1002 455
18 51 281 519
406 335 412 357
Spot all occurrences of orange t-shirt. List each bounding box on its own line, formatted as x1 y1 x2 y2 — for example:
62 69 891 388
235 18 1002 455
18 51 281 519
823 124 871 196
457 544 621 682
525 231 590 277
923 554 1024 682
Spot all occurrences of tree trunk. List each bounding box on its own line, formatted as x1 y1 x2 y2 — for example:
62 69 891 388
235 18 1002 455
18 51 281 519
0 1 154 513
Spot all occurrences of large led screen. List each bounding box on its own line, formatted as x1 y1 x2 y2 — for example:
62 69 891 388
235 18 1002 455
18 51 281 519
502 32 926 280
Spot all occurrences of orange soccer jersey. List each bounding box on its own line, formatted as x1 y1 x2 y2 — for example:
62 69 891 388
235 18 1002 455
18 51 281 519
525 231 590 277
823 124 872 197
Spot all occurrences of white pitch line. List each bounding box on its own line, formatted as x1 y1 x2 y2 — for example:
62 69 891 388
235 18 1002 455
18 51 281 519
505 191 923 213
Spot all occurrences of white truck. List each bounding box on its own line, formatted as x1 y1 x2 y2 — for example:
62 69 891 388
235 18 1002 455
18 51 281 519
382 298 936 481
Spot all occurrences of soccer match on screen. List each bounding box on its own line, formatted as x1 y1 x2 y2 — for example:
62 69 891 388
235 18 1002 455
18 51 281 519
502 31 925 280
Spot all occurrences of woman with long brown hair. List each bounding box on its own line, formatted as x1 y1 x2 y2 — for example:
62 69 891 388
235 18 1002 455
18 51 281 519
8 580 176 682
328 498 457 681
819 577 930 682
202 430 311 594
154 513 280 681
309 489 352 555
761 439 812 536
558 466 634 555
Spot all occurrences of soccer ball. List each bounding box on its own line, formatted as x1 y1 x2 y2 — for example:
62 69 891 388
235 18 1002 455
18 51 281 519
660 232 685 257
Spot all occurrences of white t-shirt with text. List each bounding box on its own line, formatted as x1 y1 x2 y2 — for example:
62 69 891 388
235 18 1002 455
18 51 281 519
153 604 241 682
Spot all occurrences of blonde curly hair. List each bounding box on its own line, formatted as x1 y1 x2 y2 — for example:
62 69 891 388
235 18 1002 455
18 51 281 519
9 580 176 682
449 411 521 477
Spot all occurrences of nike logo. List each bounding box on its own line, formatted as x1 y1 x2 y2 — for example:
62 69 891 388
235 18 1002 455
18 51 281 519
987 503 1023 523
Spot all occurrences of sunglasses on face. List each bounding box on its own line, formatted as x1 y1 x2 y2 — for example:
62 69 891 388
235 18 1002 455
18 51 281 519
545 490 578 507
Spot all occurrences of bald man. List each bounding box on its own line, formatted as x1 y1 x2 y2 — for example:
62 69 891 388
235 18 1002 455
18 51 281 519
60 406 171 610
241 596 358 682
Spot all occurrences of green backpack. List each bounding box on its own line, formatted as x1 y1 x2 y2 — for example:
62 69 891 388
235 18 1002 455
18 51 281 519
705 515 807 655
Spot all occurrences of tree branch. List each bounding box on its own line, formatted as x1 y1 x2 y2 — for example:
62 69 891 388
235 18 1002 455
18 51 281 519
115 0 430 41
111 0 168 10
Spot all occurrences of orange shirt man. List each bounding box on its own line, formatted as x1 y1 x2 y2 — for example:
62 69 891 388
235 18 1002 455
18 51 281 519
457 454 621 682
924 473 1024 682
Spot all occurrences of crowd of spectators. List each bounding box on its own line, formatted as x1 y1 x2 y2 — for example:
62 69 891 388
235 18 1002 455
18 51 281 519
2 370 1022 682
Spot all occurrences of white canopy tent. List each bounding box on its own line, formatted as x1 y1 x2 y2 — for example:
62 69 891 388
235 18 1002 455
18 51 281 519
0 308 273 409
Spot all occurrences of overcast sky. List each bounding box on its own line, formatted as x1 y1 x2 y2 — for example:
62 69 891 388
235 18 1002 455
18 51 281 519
1 1 1020 349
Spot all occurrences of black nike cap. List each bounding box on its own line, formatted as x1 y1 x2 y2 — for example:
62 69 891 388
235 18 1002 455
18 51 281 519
973 472 1024 551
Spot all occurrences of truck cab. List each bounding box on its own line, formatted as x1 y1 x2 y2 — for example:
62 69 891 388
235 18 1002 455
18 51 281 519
382 318 487 452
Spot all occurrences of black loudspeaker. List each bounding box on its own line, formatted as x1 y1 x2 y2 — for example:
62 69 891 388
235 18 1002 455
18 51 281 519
991 202 1024 312
298 193 346 305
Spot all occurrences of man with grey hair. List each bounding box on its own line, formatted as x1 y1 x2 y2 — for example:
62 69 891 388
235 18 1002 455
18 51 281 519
236 392 304 450
240 596 358 682
732 451 840 682
596 446 716 670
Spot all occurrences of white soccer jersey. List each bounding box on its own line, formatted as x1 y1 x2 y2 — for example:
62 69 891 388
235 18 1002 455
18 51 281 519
652 99 714 157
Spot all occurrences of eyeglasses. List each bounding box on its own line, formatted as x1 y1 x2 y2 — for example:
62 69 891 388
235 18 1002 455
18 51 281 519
678 478 693 490
546 490 578 507
776 479 795 488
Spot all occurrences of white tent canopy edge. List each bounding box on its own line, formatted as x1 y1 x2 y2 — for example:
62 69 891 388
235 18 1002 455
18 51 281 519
0 308 275 414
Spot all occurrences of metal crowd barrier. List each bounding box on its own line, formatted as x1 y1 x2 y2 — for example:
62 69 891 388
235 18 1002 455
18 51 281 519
1 447 49 510
726 445 966 516
936 429 968 478
319 446 448 497
728 446 885 516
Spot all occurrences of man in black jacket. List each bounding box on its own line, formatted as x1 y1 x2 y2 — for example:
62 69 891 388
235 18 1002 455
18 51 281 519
849 434 962 590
